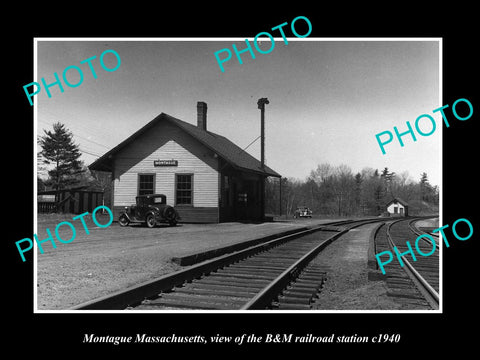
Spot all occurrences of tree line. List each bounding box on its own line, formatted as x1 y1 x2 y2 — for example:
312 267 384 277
265 164 439 217
38 122 439 217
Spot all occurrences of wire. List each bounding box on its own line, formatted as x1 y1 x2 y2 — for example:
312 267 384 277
79 148 102 157
242 135 261 151
38 111 113 150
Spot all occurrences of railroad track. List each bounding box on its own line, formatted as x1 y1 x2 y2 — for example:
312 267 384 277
410 218 440 248
71 218 382 311
376 218 440 310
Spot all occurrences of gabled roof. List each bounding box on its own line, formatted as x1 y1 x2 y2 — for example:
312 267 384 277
386 197 409 207
89 112 281 177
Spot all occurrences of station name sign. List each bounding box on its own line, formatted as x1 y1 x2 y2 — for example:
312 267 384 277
154 160 178 167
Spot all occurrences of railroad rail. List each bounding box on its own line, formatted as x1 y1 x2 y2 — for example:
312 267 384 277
382 218 440 310
71 218 382 310
409 218 440 248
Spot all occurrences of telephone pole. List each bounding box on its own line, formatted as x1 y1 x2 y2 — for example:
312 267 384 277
257 97 269 169
257 98 269 221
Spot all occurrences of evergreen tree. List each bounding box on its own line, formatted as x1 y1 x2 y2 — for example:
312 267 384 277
381 167 396 197
420 172 433 202
38 122 84 198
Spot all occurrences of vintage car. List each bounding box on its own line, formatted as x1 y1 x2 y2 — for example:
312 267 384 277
118 194 180 228
293 206 313 218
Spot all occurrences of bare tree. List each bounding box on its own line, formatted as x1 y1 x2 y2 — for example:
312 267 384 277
264 162 438 217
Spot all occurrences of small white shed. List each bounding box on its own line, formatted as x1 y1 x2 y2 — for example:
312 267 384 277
386 198 409 216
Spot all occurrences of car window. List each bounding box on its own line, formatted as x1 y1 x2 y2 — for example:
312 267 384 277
154 197 165 204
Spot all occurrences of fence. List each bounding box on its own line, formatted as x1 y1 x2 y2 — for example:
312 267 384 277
37 189 104 214
38 202 57 213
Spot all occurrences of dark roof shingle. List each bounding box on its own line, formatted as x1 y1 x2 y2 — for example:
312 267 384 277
89 112 281 177
386 197 409 207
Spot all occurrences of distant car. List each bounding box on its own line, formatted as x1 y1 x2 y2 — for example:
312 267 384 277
118 194 180 228
294 207 312 218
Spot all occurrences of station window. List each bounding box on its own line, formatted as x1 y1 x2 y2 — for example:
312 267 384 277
176 174 193 205
138 174 155 195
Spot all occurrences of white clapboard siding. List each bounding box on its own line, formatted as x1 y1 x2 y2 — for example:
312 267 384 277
387 202 405 215
113 120 218 207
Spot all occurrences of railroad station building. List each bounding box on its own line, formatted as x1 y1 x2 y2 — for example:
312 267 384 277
89 102 281 223
386 198 409 217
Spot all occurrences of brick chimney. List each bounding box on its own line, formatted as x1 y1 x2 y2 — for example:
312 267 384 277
197 101 207 131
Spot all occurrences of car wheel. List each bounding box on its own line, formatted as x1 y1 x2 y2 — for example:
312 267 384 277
119 214 130 227
145 214 156 228
163 206 176 221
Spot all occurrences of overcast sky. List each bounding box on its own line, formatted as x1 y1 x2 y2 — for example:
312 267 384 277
36 39 441 186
